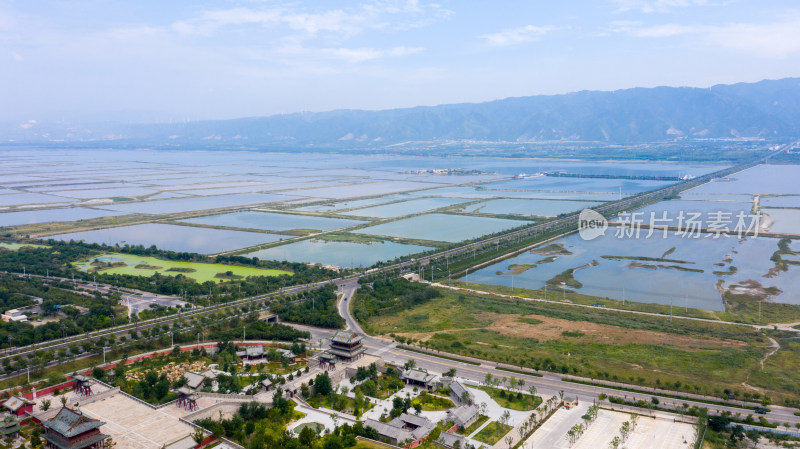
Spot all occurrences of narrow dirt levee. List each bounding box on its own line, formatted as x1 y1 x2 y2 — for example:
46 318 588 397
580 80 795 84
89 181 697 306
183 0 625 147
760 336 780 370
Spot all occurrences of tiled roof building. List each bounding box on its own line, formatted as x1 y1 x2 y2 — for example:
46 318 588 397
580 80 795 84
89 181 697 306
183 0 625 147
329 331 366 362
42 407 109 449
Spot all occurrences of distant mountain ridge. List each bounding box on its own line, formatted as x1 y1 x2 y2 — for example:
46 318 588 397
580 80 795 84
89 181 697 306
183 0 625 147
6 78 800 145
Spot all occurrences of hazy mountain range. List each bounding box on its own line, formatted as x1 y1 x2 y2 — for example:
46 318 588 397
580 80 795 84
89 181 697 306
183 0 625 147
5 78 800 146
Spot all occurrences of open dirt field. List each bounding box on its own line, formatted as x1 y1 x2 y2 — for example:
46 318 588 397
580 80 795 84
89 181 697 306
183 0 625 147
401 312 745 350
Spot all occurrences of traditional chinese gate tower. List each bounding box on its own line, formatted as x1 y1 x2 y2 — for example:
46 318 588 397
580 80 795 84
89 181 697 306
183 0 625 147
42 407 108 449
175 387 199 411
73 375 94 397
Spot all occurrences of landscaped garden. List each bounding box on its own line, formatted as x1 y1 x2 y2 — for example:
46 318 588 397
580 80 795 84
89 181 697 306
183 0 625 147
350 364 404 400
411 391 455 411
476 385 541 411
306 371 374 417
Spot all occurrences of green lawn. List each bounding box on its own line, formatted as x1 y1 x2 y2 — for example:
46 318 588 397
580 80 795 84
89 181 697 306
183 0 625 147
476 385 541 411
259 362 306 375
412 392 455 411
354 441 391 449
457 414 489 436
0 242 48 251
473 421 513 445
74 252 291 282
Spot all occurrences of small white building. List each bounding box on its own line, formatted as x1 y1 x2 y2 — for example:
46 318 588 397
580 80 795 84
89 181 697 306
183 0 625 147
1 309 28 322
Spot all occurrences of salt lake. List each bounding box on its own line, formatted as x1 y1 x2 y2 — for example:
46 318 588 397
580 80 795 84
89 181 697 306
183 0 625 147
464 232 800 310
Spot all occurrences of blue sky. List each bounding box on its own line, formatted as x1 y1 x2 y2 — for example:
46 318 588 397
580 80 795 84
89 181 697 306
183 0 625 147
2 0 800 123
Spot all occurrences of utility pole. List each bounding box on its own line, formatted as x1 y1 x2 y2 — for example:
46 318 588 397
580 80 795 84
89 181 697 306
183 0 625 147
622 287 625 306
670 302 673 322
544 284 547 303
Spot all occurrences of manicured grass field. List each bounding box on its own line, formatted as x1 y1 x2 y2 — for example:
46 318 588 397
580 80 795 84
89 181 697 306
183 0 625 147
74 252 291 282
473 421 513 445
0 242 48 251
475 385 541 411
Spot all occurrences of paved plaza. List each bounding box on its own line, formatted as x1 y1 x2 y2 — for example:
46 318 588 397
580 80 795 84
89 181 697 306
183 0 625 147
522 404 695 449
78 394 194 449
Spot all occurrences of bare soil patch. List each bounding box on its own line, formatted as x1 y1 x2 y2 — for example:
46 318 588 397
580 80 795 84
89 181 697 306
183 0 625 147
399 312 745 350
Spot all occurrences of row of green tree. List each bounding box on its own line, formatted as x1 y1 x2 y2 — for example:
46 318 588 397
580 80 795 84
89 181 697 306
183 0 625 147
352 278 440 323
0 273 124 348
270 285 344 328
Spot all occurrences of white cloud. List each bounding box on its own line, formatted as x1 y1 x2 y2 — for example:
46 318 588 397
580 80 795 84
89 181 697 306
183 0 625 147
612 18 800 58
11 51 22 61
480 25 558 46
705 20 800 59
615 23 695 37
322 45 423 62
170 1 449 39
611 0 715 14
109 26 162 42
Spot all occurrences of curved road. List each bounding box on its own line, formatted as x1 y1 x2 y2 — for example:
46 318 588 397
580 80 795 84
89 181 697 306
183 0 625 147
323 281 800 429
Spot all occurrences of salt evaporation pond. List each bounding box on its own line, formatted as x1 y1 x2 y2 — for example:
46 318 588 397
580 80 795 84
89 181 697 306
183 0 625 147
180 211 364 232
343 197 470 218
245 239 433 268
46 223 285 254
0 208 128 227
464 199 603 217
354 213 528 243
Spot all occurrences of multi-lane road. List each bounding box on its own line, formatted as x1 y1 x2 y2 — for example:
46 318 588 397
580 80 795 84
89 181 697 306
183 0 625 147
314 282 800 428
